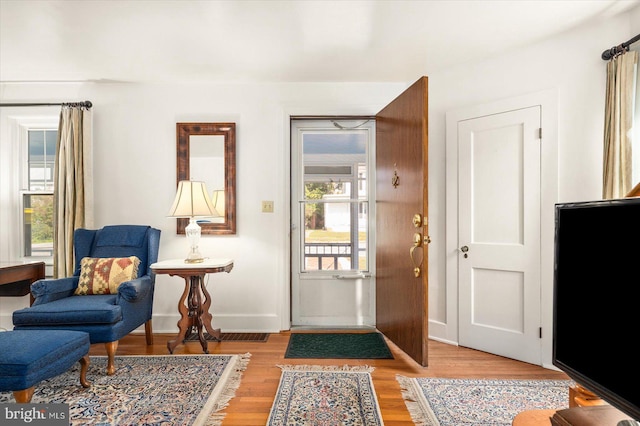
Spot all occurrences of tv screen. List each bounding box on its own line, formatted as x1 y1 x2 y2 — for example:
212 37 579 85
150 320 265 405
553 197 640 421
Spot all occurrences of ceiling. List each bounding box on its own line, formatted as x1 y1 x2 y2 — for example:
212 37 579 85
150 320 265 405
1 0 639 84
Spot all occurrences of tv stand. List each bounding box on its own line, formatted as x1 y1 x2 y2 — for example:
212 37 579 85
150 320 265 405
512 386 638 426
512 406 638 426
551 405 637 426
569 385 606 407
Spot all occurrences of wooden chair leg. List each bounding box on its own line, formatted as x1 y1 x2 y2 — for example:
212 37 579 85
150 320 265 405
104 341 118 376
145 319 154 345
13 387 34 403
79 355 91 388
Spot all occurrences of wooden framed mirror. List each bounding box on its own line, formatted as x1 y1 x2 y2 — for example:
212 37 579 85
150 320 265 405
176 122 236 235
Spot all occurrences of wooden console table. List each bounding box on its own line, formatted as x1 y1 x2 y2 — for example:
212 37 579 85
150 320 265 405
150 258 233 354
0 261 46 306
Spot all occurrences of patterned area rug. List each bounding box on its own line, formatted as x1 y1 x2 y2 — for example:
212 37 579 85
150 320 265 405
0 354 250 426
267 365 384 425
397 376 572 426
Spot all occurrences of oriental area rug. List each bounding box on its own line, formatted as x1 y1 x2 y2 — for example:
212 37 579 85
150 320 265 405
0 354 250 426
397 376 572 426
285 332 393 359
267 364 384 425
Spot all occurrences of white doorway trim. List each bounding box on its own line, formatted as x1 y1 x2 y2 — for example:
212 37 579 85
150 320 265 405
280 106 379 332
445 89 558 368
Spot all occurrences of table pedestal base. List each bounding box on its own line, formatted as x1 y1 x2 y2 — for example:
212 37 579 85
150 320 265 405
168 274 221 354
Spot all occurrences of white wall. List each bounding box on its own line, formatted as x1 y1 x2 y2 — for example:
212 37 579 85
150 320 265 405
425 10 639 368
0 81 405 332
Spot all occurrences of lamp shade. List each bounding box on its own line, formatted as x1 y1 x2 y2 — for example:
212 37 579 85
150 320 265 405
168 180 219 218
212 189 225 217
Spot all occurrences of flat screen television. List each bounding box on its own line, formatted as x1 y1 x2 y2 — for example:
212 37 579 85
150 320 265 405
553 197 640 422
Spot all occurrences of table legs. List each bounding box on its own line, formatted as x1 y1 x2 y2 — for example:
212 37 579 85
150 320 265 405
167 274 221 354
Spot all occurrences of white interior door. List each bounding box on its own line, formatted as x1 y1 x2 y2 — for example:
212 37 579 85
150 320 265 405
290 119 376 327
457 106 542 365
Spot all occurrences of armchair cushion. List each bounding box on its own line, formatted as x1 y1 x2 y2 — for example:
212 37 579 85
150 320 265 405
75 256 140 295
13 295 122 326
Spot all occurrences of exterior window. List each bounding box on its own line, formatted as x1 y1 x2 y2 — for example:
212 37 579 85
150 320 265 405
23 129 56 258
300 132 370 271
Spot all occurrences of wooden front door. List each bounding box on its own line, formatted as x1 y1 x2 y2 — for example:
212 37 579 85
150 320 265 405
375 77 429 366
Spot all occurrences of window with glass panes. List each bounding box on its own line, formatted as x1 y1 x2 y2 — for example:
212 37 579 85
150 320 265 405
23 129 56 258
301 132 369 271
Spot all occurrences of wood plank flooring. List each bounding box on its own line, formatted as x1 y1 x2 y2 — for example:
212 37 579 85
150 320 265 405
89 332 569 425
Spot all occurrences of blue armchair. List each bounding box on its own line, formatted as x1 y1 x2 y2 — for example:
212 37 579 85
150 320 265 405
13 225 161 375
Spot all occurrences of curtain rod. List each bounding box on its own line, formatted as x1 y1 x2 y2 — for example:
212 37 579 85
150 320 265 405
0 101 92 108
601 34 640 60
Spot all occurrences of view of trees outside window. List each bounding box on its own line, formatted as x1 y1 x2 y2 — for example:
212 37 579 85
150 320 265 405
301 131 368 271
24 129 56 257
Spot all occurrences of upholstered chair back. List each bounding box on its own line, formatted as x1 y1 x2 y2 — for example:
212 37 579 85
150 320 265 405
72 225 160 280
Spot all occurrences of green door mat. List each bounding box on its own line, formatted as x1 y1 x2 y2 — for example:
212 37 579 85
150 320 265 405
285 332 394 359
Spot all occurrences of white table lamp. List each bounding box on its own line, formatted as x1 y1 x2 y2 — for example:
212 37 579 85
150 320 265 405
168 180 220 263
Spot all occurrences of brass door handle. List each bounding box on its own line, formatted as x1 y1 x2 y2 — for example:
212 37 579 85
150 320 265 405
410 246 421 277
410 232 424 278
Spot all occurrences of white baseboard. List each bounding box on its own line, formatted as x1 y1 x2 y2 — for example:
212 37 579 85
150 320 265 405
149 313 282 334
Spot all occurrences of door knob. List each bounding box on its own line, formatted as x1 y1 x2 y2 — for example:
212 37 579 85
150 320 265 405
460 245 469 258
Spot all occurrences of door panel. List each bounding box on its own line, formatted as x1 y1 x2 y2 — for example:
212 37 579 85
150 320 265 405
376 77 429 366
458 106 542 365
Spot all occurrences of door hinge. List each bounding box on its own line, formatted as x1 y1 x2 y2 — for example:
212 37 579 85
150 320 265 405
538 128 542 139
539 327 542 339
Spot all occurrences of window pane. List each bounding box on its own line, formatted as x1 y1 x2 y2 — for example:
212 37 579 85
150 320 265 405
304 202 352 271
28 129 56 191
303 133 366 156
23 194 54 257
300 129 370 273
302 201 368 271
304 181 351 200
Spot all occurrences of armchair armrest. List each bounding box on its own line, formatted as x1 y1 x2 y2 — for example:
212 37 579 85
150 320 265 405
31 277 79 305
117 275 152 302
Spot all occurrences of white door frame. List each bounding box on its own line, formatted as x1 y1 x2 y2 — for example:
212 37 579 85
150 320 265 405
445 89 558 369
290 118 376 327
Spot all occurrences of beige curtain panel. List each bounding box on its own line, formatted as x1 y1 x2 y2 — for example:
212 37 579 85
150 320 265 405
53 106 93 278
603 50 638 199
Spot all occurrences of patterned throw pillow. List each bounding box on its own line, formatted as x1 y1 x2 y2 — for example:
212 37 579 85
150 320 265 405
75 256 141 295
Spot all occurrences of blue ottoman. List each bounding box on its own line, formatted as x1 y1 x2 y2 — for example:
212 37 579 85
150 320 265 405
0 330 91 402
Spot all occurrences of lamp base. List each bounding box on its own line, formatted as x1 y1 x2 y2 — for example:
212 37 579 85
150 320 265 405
185 218 205 264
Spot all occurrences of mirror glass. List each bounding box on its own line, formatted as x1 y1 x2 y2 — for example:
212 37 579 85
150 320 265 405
190 135 225 224
176 123 236 234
